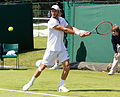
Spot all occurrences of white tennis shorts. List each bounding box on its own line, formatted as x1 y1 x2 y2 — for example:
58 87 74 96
42 49 69 66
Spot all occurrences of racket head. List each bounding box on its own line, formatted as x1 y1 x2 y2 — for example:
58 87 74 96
95 21 113 35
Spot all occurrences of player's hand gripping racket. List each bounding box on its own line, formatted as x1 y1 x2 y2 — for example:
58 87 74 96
90 21 113 35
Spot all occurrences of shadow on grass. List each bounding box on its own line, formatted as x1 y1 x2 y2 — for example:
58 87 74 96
70 89 120 92
30 89 120 92
30 89 57 92
0 68 29 70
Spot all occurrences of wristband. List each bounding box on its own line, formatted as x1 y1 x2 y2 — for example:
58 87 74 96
74 31 80 35
80 30 86 33
75 30 88 35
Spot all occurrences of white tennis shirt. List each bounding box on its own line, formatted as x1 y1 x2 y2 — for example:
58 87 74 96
47 17 68 51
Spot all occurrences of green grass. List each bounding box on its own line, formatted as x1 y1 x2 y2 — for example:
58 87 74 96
0 69 120 97
33 25 48 30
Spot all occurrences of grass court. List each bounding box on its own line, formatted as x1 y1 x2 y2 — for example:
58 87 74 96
0 67 120 97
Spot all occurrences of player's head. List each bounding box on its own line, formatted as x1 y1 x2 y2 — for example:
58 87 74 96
112 24 120 36
51 5 60 18
58 9 62 17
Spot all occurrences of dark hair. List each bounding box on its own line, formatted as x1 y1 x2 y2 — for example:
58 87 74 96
112 24 120 32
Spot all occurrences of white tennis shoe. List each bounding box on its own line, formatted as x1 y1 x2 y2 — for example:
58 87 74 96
22 82 33 91
57 85 70 92
108 70 114 75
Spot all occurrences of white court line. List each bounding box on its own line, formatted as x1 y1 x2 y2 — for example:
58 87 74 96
0 88 68 97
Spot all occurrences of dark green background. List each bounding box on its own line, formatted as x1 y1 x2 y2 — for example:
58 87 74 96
0 3 33 51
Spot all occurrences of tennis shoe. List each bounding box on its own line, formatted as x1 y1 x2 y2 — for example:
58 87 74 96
50 64 59 70
108 70 114 75
22 82 33 91
57 85 70 92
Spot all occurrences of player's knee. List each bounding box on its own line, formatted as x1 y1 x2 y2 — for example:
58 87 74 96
64 64 70 70
38 64 46 72
38 67 42 72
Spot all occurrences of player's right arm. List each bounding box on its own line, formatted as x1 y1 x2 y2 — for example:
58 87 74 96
53 25 90 37
72 27 90 37
53 25 74 34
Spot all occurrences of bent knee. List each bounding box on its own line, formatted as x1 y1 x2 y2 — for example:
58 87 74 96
64 64 70 70
38 64 47 71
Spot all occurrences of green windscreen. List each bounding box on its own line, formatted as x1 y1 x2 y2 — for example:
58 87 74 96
0 3 33 52
64 3 120 63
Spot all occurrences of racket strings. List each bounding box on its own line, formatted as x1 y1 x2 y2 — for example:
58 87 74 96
97 22 112 34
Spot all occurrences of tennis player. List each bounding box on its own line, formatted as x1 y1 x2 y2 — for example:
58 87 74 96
50 1 66 70
23 5 90 92
49 8 64 70
108 24 120 75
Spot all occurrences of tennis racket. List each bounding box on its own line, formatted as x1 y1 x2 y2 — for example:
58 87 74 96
90 21 113 35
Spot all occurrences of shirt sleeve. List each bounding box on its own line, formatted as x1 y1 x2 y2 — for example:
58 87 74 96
48 18 59 29
111 36 117 53
62 18 68 27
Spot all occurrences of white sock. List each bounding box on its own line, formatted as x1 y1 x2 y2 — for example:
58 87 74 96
55 63 59 66
29 76 36 84
59 79 65 87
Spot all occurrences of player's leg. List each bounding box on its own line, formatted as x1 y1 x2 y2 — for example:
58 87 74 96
57 50 70 92
23 64 46 91
61 59 70 80
23 50 56 91
108 45 120 75
34 64 47 78
57 59 70 92
108 58 119 75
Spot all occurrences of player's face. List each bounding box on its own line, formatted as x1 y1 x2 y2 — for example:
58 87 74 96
51 9 59 18
58 10 62 17
112 30 119 36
